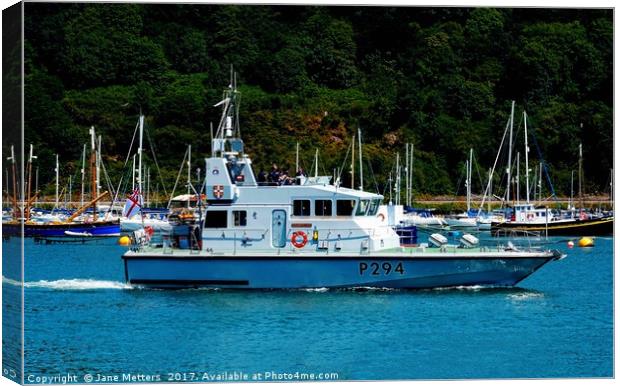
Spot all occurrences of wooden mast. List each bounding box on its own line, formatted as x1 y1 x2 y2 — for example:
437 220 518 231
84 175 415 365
80 144 86 207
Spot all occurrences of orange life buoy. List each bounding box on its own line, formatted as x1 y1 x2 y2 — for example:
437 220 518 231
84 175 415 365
527 213 535 220
291 231 308 248
579 211 587 220
377 213 386 222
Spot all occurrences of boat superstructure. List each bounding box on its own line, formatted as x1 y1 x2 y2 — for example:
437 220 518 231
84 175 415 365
122 78 564 289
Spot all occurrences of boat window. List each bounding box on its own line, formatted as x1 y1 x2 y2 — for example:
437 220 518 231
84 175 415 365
356 200 370 216
293 200 311 216
336 199 356 216
204 210 228 228
315 200 332 216
233 210 247 226
368 199 381 216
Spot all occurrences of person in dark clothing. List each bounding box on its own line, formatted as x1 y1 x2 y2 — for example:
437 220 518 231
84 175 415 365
268 163 280 184
257 170 267 183
296 168 307 178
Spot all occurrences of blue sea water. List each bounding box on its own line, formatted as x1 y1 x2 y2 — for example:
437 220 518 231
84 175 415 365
2 234 614 382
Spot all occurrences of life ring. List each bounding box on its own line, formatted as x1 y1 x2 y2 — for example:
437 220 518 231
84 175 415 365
144 225 154 239
579 211 587 220
527 213 535 220
291 231 308 248
377 213 386 222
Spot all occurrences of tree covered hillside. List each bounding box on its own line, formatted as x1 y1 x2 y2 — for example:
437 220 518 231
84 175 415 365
23 4 613 200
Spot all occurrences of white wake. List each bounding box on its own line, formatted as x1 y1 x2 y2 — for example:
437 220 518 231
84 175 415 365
3 276 133 290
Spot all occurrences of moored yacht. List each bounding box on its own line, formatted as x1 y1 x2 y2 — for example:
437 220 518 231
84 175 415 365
121 80 565 289
491 203 613 236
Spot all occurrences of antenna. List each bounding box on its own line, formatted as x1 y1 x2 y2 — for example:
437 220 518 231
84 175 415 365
314 149 319 179
210 122 214 158
295 142 299 176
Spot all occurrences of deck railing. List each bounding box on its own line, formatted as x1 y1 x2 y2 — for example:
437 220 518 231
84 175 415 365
141 224 548 256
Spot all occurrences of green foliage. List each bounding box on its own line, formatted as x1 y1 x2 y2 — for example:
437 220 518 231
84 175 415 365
61 4 169 88
303 11 358 89
23 5 613 199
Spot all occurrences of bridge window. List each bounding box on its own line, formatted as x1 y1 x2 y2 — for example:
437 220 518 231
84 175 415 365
368 199 381 216
315 200 332 216
356 200 370 216
293 200 311 216
336 199 355 216
204 210 228 228
233 210 247 226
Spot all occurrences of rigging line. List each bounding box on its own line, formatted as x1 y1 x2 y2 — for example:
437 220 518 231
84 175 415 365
472 152 485 196
477 117 511 214
366 158 380 194
527 118 558 203
122 119 140 169
109 118 140 209
144 122 169 198
510 111 525 154
448 165 466 212
110 164 133 213
53 185 67 211
382 162 397 197
319 152 329 177
96 138 116 197
99 155 115 199
380 166 392 198
167 147 189 209
336 140 352 183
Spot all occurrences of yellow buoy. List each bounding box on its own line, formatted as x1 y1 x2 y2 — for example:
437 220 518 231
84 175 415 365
118 235 131 246
578 237 594 248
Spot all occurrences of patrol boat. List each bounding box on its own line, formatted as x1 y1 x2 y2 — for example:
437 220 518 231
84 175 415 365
122 82 564 289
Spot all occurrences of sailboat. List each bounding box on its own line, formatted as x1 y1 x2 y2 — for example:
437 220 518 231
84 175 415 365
2 129 121 237
444 148 481 229
399 146 446 228
491 113 613 236
120 114 172 233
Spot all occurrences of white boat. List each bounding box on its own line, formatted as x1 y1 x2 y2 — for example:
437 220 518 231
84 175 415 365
120 215 172 233
444 149 487 229
444 215 478 228
121 77 565 290
403 208 446 227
